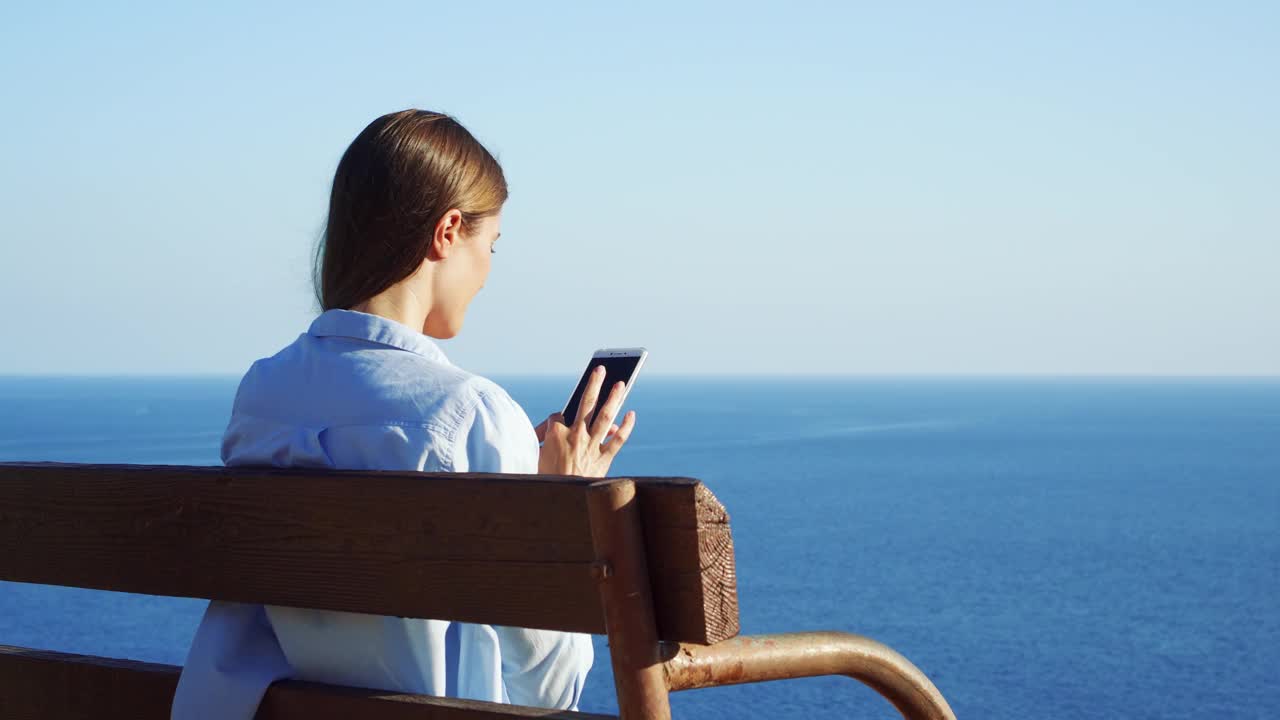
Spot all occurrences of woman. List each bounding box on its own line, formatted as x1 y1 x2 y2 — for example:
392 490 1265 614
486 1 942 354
170 109 636 719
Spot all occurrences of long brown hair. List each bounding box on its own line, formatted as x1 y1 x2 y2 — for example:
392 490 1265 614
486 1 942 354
316 110 508 311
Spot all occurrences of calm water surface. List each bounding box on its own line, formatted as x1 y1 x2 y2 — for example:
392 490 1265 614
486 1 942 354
1 376 1277 719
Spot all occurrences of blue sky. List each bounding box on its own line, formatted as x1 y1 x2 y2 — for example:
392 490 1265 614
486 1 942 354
1 1 1276 375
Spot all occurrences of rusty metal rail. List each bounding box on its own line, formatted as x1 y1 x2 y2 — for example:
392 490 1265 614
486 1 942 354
661 632 956 720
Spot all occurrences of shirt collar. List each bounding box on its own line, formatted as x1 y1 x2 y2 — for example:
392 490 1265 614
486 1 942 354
308 309 452 366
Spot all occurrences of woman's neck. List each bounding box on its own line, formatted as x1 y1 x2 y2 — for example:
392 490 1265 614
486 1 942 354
350 284 430 335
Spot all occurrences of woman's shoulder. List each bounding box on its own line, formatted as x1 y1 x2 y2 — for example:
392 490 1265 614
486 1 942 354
455 374 537 436
230 333 526 432
459 374 520 409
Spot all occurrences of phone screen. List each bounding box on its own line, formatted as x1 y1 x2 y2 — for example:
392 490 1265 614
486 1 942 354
563 355 643 427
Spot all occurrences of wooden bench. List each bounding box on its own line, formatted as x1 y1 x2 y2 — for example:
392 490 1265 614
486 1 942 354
0 462 955 719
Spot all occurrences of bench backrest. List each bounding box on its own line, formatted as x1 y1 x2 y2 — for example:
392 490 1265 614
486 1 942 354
0 462 957 720
0 462 739 645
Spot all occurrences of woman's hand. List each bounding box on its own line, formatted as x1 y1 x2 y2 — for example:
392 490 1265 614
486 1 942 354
535 366 637 478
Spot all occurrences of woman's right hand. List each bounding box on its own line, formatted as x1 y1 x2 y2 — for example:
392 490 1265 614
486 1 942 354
535 365 636 478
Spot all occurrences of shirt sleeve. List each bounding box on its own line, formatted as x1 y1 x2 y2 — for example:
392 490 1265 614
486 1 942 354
170 600 292 720
454 380 541 475
454 380 595 711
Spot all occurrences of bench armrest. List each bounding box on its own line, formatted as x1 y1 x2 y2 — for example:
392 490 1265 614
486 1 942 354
661 632 956 720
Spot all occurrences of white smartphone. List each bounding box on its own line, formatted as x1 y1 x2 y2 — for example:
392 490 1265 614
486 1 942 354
562 348 649 427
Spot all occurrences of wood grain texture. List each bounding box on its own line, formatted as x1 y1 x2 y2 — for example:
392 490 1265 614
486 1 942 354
633 479 740 644
0 463 603 634
0 463 738 643
0 645 616 720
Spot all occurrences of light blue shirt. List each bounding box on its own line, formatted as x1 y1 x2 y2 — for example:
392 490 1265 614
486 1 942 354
170 309 594 719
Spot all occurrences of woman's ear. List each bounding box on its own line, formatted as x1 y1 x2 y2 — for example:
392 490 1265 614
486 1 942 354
429 209 464 261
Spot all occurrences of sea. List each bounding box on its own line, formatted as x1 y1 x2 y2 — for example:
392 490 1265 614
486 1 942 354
1 376 1277 719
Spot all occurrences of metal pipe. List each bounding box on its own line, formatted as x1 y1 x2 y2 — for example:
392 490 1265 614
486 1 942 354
662 632 956 720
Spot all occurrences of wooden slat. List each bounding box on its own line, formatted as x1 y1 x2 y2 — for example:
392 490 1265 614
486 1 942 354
0 463 601 634
0 645 616 719
0 462 738 643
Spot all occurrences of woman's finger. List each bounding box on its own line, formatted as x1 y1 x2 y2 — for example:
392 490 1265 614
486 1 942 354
590 380 626 445
575 365 606 430
601 423 620 446
538 413 567 443
602 410 636 457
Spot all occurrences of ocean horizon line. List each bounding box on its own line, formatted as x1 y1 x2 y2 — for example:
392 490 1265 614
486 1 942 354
2 372 1278 381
